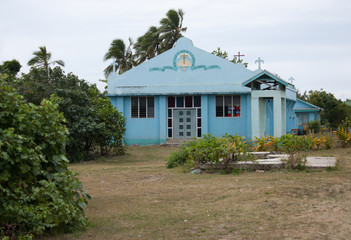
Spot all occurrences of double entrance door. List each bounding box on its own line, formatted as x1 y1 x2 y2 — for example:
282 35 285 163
173 109 196 139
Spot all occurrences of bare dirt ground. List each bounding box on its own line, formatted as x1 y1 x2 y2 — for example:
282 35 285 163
46 146 351 240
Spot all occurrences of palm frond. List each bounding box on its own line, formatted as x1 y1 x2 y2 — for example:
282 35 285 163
104 64 114 78
53 60 65 67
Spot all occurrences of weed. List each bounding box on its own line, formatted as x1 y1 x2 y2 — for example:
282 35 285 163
231 168 242 175
326 166 337 171
214 195 230 201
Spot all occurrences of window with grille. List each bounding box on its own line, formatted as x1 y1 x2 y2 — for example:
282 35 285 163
131 96 154 118
215 95 241 117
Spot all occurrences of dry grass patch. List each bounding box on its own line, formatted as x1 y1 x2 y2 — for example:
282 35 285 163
45 147 351 240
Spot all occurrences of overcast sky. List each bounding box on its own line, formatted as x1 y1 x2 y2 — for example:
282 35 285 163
1 0 350 100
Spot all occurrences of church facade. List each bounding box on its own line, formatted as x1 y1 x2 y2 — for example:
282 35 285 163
107 37 307 145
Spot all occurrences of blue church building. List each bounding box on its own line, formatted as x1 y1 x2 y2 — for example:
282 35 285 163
107 37 318 145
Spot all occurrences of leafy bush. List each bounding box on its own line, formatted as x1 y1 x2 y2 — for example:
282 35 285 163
308 120 321 133
325 134 334 149
251 136 269 152
279 134 299 153
312 136 326 150
0 79 90 238
166 134 249 170
266 136 280 152
223 134 249 161
165 131 347 172
87 87 126 156
335 128 351 148
300 135 313 151
12 67 126 162
166 146 191 168
184 134 223 167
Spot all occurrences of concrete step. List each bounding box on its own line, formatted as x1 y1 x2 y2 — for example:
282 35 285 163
162 139 195 147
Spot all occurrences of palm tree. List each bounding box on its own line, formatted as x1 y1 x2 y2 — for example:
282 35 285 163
27 46 64 70
158 9 187 52
104 38 135 77
134 26 162 64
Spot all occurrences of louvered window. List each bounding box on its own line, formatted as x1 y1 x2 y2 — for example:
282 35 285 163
131 97 155 118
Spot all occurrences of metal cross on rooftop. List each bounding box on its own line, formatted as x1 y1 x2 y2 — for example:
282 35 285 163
288 76 295 84
255 57 264 70
111 59 118 73
234 51 245 61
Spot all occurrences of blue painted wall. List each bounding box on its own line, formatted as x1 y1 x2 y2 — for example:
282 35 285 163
110 93 301 145
265 99 274 136
109 96 167 145
286 99 298 133
207 94 251 138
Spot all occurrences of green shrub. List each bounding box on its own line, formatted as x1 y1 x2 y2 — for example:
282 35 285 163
186 134 231 167
325 134 334 149
335 128 351 148
166 147 189 168
0 79 90 238
12 67 126 162
166 134 249 170
251 136 269 152
300 135 313 151
266 136 280 152
308 120 321 133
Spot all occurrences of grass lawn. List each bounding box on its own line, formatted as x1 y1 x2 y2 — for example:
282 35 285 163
46 146 351 240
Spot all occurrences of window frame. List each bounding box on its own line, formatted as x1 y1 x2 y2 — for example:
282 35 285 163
215 95 241 118
131 96 155 118
167 95 202 139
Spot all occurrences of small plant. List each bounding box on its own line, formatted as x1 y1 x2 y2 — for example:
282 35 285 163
251 136 269 152
279 134 302 153
266 136 280 152
308 120 321 133
300 135 313 151
166 147 189 168
326 166 337 171
279 134 308 169
223 134 249 161
283 152 307 170
325 134 334 149
312 136 326 150
335 128 351 148
231 168 241 175
340 117 351 133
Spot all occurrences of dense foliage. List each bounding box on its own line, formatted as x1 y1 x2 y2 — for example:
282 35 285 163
308 120 321 133
0 60 21 76
0 78 90 238
12 67 126 162
166 134 248 170
298 89 351 129
167 131 350 171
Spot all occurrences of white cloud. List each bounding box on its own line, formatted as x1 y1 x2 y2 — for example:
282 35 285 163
1 0 350 99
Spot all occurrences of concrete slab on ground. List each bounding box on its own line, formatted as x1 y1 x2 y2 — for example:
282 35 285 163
306 157 336 168
200 156 336 171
